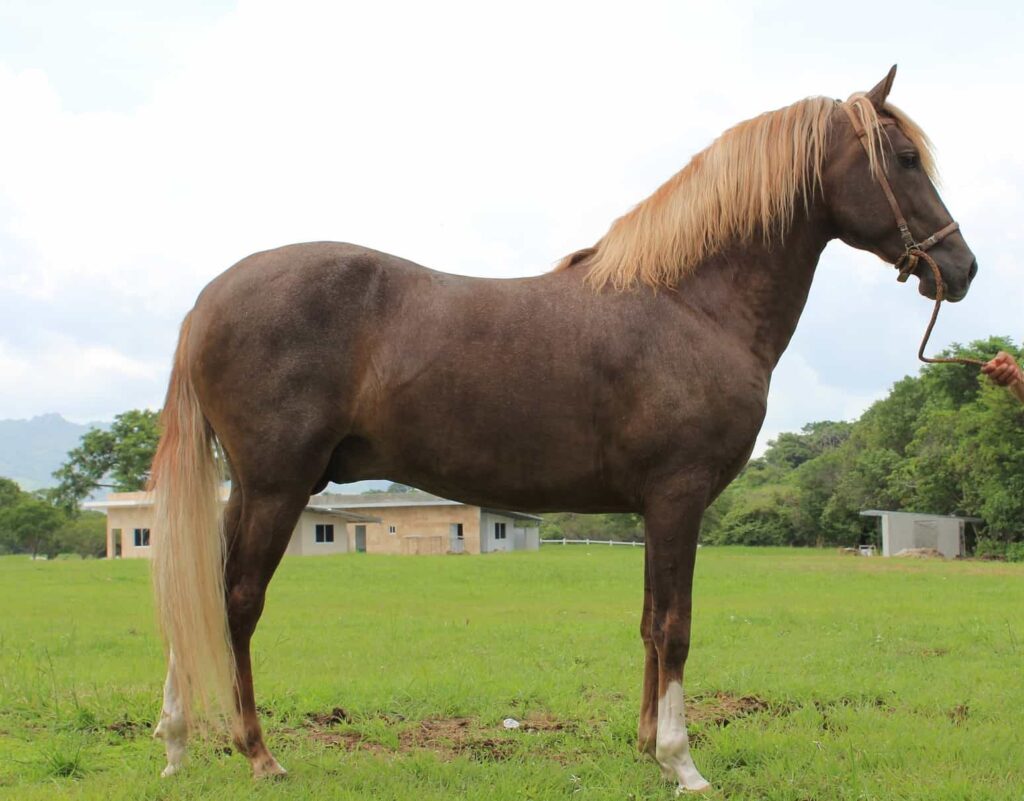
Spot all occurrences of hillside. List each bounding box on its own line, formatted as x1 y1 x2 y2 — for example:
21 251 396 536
0 413 99 491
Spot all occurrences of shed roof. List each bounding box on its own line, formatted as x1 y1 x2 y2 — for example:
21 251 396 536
859 510 983 523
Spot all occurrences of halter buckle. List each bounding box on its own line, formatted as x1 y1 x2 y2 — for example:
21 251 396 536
897 223 916 250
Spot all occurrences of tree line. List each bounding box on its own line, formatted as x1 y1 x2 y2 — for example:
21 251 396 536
0 478 108 558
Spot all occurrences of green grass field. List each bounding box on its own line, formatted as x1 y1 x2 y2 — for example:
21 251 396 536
0 547 1021 800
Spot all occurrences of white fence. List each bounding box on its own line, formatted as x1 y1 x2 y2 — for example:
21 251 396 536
541 538 644 547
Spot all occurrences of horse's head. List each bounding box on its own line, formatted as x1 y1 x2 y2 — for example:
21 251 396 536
823 66 977 302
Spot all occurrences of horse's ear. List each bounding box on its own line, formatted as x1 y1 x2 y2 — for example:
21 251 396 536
865 65 897 110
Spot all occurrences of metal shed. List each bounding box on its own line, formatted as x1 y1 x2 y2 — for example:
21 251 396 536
859 510 982 558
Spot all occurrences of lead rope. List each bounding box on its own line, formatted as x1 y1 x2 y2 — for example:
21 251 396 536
914 250 985 367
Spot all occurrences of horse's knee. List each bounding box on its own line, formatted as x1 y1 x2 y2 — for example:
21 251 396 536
227 582 266 638
652 613 691 665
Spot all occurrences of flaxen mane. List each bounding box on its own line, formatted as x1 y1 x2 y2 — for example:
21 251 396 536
556 93 937 290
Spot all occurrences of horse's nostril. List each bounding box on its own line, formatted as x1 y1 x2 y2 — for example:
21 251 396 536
968 258 978 281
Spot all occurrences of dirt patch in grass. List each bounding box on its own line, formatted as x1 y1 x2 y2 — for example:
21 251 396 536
301 712 572 762
948 704 969 725
106 717 150 738
306 707 351 727
688 692 772 726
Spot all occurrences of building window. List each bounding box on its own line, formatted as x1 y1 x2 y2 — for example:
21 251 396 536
455 523 464 539
133 528 150 547
388 525 396 535
315 523 334 543
494 522 506 540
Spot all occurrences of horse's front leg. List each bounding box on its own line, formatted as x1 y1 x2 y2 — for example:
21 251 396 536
637 558 659 758
644 488 711 794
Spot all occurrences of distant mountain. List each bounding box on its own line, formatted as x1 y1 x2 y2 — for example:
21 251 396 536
0 413 100 491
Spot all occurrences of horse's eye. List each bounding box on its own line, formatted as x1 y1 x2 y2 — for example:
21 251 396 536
897 152 919 169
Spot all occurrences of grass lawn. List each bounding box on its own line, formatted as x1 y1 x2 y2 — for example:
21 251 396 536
0 546 1021 800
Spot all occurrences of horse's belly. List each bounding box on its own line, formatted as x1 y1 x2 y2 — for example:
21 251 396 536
344 390 635 512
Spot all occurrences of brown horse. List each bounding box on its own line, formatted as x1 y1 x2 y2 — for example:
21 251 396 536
149 67 976 792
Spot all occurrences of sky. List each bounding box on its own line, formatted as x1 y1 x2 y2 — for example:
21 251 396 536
0 0 1021 456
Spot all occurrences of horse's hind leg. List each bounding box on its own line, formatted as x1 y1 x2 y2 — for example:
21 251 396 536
153 650 187 776
224 482 311 778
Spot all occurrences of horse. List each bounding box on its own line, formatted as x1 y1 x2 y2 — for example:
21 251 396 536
148 66 976 793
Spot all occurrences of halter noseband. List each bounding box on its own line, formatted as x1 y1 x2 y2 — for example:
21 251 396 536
840 103 959 298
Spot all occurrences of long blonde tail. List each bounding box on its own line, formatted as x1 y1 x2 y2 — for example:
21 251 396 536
150 313 235 730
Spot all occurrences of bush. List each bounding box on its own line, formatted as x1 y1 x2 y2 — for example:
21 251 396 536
1005 542 1024 563
705 484 800 546
974 536 1007 559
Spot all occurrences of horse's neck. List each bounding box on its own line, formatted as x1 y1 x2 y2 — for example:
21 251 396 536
682 210 833 370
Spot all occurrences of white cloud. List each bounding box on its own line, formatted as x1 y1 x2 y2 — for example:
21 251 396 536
0 337 165 421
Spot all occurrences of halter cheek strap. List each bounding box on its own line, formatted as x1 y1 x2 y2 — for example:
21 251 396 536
840 103 960 292
840 103 982 368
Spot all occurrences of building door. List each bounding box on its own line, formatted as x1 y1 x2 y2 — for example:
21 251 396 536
354 525 366 553
450 523 464 554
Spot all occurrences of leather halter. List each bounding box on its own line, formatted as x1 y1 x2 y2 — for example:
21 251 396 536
840 103 959 297
840 103 985 367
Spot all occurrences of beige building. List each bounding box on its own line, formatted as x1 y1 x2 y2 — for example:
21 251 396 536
86 490 541 558
312 492 542 555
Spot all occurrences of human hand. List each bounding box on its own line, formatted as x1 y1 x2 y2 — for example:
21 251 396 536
981 351 1024 387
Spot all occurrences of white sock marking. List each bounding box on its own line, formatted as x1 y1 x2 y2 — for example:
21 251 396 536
154 653 188 777
655 680 710 793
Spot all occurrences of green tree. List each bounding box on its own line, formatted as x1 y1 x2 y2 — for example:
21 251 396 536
53 511 108 558
0 477 23 510
705 484 801 546
0 478 28 553
955 379 1024 539
541 512 643 542
0 496 64 558
52 409 160 511
763 420 853 470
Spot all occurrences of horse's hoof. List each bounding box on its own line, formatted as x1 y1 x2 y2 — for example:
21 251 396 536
160 763 181 778
675 779 711 795
252 757 288 780
637 736 657 759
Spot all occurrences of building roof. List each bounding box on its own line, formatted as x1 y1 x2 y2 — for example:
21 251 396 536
313 490 544 522
859 510 984 523
83 491 380 524
313 490 461 508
